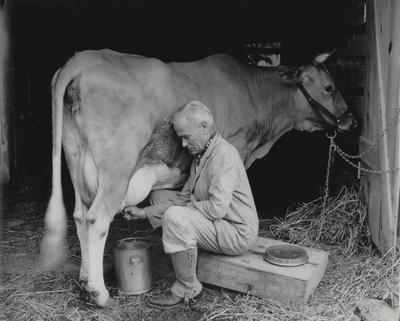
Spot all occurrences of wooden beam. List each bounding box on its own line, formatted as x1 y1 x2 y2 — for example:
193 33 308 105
386 0 400 249
334 1 366 30
336 66 366 87
359 136 379 170
362 0 396 252
336 34 366 57
343 94 364 118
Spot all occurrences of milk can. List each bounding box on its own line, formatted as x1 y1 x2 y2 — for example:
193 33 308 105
114 237 155 295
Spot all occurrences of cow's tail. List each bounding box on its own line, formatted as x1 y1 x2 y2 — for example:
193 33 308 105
40 52 96 270
39 67 68 270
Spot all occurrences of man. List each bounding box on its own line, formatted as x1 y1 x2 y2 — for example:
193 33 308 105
124 100 259 309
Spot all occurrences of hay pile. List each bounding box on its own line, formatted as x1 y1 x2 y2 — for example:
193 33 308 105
264 187 373 257
1 186 399 320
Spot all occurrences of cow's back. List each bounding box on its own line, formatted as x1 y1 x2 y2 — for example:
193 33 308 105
167 54 262 128
165 54 277 161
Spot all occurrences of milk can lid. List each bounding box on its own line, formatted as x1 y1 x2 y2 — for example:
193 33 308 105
264 244 309 267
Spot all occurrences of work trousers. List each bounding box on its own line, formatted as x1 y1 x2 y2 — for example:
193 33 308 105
149 190 239 255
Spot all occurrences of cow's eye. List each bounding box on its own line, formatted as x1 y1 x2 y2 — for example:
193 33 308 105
324 85 334 94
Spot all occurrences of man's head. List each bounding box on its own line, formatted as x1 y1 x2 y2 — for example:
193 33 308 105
171 101 214 156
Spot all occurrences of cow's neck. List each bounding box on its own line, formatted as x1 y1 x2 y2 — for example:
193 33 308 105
242 69 296 167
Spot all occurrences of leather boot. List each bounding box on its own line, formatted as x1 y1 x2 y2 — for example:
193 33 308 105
148 248 203 309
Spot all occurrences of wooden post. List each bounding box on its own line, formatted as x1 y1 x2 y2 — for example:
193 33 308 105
384 0 400 251
362 0 400 253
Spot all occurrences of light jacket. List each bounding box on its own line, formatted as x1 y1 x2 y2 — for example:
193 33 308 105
144 133 259 254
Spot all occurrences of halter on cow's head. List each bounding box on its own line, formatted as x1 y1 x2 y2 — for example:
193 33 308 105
279 50 357 134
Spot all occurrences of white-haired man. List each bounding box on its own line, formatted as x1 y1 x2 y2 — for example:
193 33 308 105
124 100 259 309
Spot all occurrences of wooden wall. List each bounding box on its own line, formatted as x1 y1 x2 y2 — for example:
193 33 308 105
0 7 12 184
328 0 399 254
361 0 400 253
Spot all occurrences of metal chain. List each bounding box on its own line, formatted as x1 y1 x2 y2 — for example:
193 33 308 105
331 106 399 159
334 144 399 174
330 106 400 174
322 106 399 213
323 132 336 212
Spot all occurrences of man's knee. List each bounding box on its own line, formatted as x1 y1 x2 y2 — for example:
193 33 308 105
162 207 198 253
162 206 186 226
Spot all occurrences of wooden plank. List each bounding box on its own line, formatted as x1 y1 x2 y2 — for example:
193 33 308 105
372 0 396 252
251 237 329 303
367 175 381 247
334 2 366 30
362 0 399 253
385 0 400 248
363 0 387 250
341 85 364 96
336 34 366 57
198 237 329 305
336 66 366 87
359 136 379 170
0 10 11 183
343 94 364 118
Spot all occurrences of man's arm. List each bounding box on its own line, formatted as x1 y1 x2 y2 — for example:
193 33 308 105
124 179 192 228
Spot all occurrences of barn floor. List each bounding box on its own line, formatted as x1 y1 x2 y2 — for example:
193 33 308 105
1 181 273 321
1 182 398 321
0 182 211 320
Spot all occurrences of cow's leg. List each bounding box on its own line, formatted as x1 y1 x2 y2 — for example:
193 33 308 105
73 200 90 287
82 183 130 308
62 115 94 290
67 156 117 307
69 154 117 307
84 198 112 307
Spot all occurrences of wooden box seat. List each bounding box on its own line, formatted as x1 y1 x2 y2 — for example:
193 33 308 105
198 237 329 305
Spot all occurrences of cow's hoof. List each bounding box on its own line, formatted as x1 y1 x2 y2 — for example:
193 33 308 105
91 291 100 297
109 288 119 297
95 296 114 309
89 291 114 308
79 280 88 289
84 293 91 303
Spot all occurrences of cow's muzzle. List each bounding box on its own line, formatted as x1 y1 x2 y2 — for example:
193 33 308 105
337 113 358 133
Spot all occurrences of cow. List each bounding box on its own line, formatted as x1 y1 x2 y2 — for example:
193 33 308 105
40 49 357 308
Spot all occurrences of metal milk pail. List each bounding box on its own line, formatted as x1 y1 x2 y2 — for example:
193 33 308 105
114 237 155 295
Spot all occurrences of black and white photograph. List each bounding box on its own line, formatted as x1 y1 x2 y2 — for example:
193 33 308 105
0 0 399 320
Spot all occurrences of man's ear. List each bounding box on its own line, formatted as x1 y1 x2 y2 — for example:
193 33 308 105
278 66 300 84
201 122 208 134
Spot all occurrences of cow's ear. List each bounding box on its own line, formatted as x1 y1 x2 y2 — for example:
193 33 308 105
312 49 336 65
279 66 300 84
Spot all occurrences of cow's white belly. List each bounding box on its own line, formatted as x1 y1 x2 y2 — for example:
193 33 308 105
76 145 188 213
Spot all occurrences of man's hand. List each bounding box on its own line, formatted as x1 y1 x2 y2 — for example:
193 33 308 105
123 206 146 220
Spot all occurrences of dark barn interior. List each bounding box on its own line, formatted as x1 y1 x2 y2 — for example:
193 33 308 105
5 0 360 216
